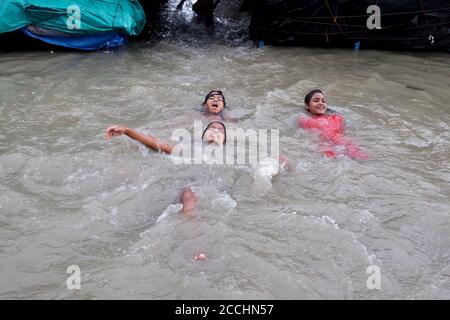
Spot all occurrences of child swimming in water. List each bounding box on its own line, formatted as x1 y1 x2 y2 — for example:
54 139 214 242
106 120 285 260
106 121 230 261
105 121 226 154
105 119 286 214
298 90 368 160
169 90 235 126
105 121 226 216
201 90 226 120
200 90 238 122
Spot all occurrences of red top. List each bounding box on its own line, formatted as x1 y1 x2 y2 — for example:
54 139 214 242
299 114 368 160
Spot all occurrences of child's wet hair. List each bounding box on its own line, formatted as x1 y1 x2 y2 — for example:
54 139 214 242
304 89 324 105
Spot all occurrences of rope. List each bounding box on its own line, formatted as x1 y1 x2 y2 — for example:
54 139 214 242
254 4 450 40
294 19 367 28
257 16 450 32
324 0 346 40
256 20 450 36
272 20 449 33
254 5 450 20
252 2 450 46
418 0 435 45
257 16 407 29
258 27 437 42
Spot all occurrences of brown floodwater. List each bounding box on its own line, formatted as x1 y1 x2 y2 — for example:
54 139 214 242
0 0 449 299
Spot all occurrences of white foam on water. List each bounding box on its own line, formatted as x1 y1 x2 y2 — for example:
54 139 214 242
319 215 339 229
352 236 378 265
359 209 378 232
307 214 379 265
296 161 309 173
307 215 340 229
252 157 280 191
211 191 237 212
255 157 279 177
110 207 118 227
156 203 183 223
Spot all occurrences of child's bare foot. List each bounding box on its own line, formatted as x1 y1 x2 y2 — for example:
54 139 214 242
194 252 207 261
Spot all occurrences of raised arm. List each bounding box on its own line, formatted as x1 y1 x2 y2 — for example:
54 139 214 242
105 125 173 154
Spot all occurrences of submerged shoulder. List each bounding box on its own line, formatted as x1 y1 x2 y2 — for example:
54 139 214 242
326 108 339 115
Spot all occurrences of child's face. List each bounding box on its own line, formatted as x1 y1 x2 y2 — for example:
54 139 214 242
306 93 327 115
202 123 225 145
204 94 224 114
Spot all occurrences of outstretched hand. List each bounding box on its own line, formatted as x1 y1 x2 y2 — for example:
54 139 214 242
105 125 127 139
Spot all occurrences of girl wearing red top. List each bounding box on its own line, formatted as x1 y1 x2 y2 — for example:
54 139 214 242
298 90 368 160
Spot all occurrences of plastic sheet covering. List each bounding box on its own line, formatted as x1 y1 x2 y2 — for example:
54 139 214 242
21 26 126 50
0 0 146 36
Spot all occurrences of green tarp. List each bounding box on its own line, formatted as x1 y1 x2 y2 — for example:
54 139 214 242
0 0 146 35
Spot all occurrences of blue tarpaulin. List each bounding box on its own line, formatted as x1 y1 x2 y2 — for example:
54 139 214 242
21 27 127 50
0 0 146 50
